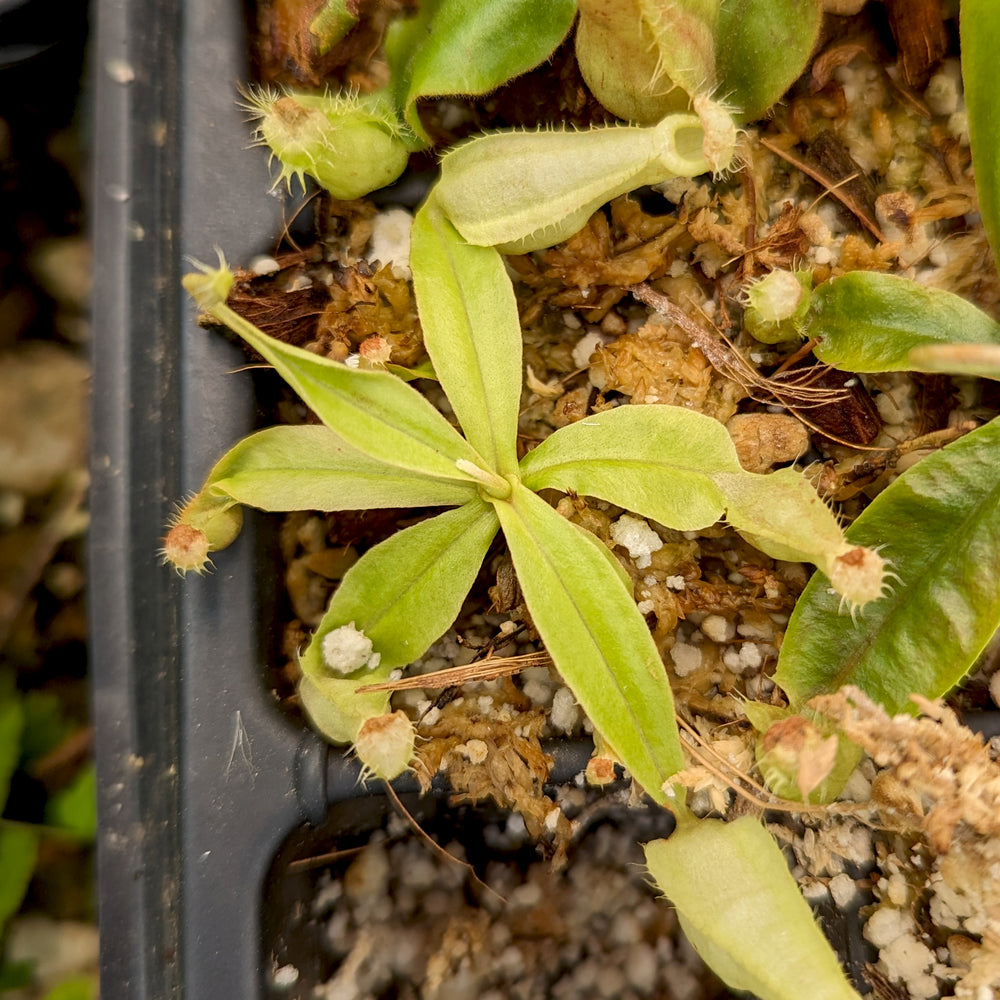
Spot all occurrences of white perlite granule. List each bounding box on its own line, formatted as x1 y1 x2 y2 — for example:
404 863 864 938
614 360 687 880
321 622 381 675
365 207 413 279
670 642 702 677
609 514 663 570
550 686 580 733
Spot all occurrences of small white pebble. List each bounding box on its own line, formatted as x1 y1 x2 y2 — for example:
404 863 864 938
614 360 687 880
522 678 552 705
738 643 763 671
458 739 489 765
249 255 280 275
272 965 299 988
550 687 580 732
829 873 859 909
723 648 742 672
665 575 685 591
610 514 663 569
572 330 605 369
865 906 910 948
636 599 655 615
670 642 702 677
700 614 733 643
365 207 413 279
322 622 380 675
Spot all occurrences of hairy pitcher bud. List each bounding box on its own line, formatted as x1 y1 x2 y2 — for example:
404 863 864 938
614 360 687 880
242 86 411 201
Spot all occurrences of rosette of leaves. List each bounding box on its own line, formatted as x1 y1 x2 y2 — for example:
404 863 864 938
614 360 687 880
168 199 883 800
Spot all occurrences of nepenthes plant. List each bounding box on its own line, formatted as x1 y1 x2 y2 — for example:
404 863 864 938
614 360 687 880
163 1 1000 997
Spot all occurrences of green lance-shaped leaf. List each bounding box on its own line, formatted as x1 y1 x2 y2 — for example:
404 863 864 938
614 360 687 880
492 483 683 803
183 262 490 485
645 817 863 1000
163 425 477 573
0 823 38 937
206 425 477 510
299 499 500 743
520 404 730 529
775 417 1000 715
962 0 1000 268
808 272 1000 374
520 405 885 608
388 0 578 145
411 202 522 475
435 115 716 254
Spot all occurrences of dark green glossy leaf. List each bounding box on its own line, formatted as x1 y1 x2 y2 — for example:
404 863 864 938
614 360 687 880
775 418 1000 715
396 0 577 143
493 483 682 803
809 272 1000 373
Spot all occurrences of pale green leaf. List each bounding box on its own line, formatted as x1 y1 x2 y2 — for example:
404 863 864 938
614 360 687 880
411 202 522 475
0 823 38 935
962 0 1000 265
520 406 866 599
519 405 733 529
183 267 484 484
395 0 577 143
493 483 683 803
203 424 476 513
645 817 862 1000
299 499 499 742
298 671 393 749
809 272 1000 373
775 418 1000 715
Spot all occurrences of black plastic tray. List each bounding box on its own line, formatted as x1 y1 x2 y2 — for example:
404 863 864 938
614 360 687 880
90 1 314 995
